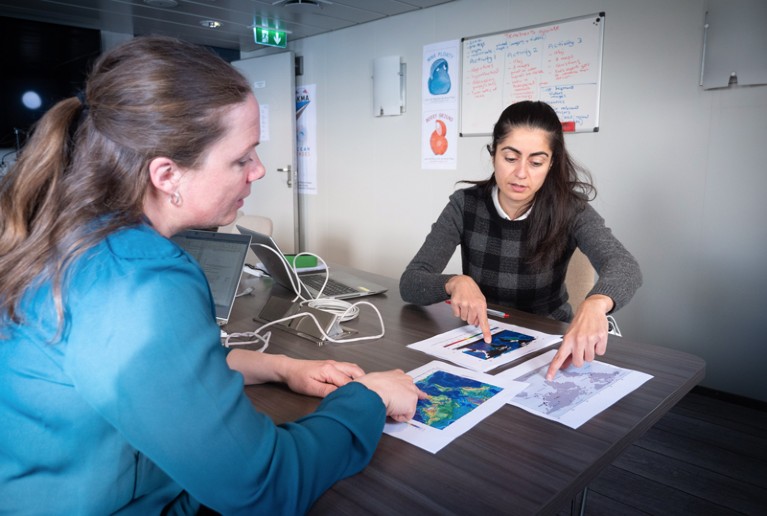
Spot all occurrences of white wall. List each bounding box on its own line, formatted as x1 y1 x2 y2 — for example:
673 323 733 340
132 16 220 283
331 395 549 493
246 0 767 402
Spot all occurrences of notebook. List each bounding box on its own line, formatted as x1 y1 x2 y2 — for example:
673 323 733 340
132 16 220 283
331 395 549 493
236 225 388 300
171 229 252 325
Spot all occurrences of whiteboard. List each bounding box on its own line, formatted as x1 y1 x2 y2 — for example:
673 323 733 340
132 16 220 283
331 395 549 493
460 13 605 135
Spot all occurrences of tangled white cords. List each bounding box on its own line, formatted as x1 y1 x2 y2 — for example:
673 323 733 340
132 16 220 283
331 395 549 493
222 245 385 349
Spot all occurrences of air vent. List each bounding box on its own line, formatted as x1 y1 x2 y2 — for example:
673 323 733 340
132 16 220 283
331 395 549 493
143 0 179 7
273 0 332 7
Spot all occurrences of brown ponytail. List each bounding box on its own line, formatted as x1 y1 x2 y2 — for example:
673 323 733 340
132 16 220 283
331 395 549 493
0 97 83 325
0 36 251 333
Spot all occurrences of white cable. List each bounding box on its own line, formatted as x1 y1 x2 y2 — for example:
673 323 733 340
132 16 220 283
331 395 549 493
289 251 330 298
221 329 271 352
222 300 385 347
322 301 385 343
303 298 359 322
251 242 304 300
239 246 385 343
252 244 325 302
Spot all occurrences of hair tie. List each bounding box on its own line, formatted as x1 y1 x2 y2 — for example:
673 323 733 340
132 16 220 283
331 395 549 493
70 91 90 139
75 91 90 114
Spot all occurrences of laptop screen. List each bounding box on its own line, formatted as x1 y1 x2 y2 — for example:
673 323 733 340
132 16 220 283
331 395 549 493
234 225 388 300
234 225 298 291
171 230 251 324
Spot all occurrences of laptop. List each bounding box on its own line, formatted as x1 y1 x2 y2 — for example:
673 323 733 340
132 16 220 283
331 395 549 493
236 225 388 300
171 229 252 325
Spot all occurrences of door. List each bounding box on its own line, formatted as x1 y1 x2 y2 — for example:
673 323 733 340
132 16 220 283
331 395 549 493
232 52 299 253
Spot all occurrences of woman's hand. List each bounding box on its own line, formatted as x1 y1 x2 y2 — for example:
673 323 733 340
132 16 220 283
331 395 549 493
280 358 366 398
445 275 492 343
546 294 614 380
227 350 364 397
355 370 427 422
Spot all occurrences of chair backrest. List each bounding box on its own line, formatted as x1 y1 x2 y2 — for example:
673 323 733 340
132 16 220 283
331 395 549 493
236 214 273 236
219 211 273 236
565 249 622 336
565 248 596 314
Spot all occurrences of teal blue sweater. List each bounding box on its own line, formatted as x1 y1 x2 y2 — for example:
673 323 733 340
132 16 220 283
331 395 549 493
0 223 385 514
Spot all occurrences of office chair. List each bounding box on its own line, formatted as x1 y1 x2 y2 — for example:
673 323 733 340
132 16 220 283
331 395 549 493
219 211 273 237
565 248 621 336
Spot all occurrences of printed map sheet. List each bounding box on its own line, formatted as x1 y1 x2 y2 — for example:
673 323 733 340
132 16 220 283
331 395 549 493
384 361 527 453
407 322 562 372
497 349 653 429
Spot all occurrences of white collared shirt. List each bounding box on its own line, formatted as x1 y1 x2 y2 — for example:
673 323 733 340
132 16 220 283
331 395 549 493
492 185 532 221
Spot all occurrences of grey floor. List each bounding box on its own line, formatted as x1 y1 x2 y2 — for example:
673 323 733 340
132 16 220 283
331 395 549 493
558 387 767 515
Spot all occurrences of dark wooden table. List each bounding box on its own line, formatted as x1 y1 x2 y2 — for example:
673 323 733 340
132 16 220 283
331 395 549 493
225 267 705 515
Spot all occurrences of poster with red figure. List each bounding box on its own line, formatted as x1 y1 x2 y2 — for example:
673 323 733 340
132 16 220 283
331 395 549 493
422 40 459 169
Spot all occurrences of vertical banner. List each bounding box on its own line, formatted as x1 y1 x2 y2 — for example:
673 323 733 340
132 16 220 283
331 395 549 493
422 40 460 170
259 104 270 142
296 84 317 194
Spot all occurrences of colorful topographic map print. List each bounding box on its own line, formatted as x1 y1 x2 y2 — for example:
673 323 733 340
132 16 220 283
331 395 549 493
457 329 535 360
414 370 502 430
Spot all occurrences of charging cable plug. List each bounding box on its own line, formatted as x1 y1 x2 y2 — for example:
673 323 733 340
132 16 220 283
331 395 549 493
236 287 254 298
243 264 265 277
237 276 265 298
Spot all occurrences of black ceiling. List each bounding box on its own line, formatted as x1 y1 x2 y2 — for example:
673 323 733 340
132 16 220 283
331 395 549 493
0 0 455 53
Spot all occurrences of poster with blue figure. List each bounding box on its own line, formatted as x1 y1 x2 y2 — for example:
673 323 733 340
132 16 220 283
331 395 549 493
422 40 459 170
428 58 451 95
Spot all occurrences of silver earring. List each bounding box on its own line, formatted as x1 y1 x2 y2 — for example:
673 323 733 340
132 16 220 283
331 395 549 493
170 191 182 207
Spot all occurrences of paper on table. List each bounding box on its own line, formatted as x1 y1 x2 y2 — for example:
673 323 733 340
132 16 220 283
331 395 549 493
383 361 527 454
496 349 653 429
407 322 562 372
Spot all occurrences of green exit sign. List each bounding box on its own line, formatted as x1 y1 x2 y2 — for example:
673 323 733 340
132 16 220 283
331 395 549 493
254 27 287 48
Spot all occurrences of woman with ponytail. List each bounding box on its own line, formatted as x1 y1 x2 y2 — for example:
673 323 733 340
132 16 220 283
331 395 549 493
0 36 419 514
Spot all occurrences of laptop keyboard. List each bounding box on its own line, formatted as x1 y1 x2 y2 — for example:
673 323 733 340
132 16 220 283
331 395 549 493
301 274 358 297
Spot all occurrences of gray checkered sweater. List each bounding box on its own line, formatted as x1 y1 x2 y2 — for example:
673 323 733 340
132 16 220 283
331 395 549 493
399 186 642 322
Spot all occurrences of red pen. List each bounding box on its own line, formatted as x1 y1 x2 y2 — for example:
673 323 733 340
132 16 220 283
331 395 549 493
445 300 509 318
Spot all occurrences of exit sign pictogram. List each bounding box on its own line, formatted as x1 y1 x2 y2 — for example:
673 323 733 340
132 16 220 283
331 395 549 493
254 27 287 48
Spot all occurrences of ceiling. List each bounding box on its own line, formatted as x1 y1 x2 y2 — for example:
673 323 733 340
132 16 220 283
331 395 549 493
0 0 455 54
